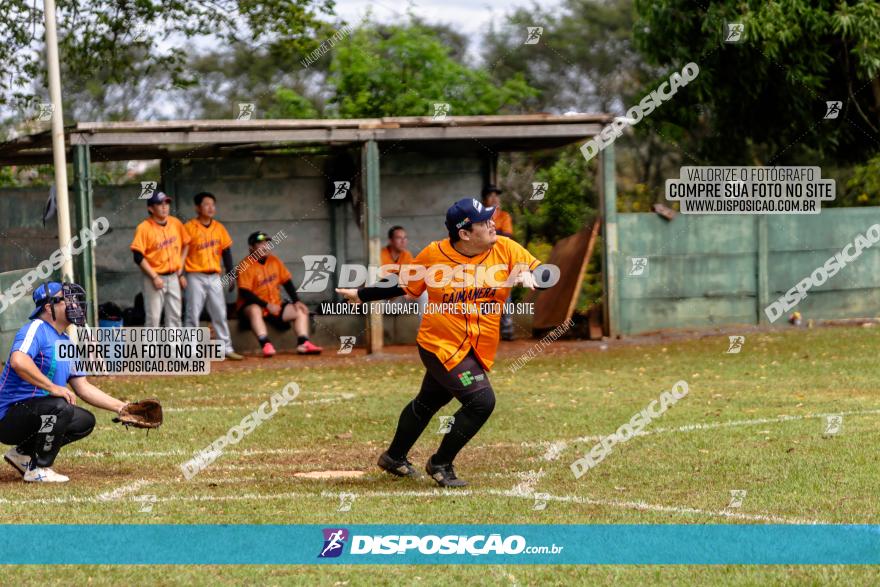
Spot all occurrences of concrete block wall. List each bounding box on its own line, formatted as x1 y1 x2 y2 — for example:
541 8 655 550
0 188 62 273
616 207 880 334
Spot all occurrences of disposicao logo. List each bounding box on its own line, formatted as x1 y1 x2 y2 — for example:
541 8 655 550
318 528 349 558
316 530 565 558
320 532 536 556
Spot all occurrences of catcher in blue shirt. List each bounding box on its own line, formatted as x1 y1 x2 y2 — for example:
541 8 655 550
0 282 129 483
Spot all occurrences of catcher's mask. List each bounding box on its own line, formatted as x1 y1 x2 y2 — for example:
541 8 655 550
30 282 88 327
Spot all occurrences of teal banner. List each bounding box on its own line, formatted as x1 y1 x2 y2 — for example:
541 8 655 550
2 525 879 564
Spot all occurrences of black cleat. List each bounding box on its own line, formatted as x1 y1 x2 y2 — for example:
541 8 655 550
377 451 418 478
425 456 468 488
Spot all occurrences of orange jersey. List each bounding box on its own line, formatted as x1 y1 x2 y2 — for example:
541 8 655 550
130 216 191 275
379 245 415 276
400 236 540 371
236 254 292 310
184 218 233 274
493 209 514 236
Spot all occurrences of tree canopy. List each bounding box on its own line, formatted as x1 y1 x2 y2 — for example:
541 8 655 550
633 0 880 165
0 0 335 114
311 19 538 118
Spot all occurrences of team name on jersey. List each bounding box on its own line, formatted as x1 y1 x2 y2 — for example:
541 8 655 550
442 287 497 304
154 236 177 250
196 239 220 251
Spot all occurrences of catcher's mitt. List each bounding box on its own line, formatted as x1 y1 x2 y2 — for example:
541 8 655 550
113 399 163 429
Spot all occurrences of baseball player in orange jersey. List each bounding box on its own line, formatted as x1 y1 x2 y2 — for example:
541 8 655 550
130 191 191 327
379 226 415 277
379 225 424 312
183 192 243 360
236 231 323 357
482 184 514 238
337 197 544 487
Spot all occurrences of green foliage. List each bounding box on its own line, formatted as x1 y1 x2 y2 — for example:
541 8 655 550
0 161 140 188
178 40 332 120
266 88 319 119
831 1 880 79
526 148 603 313
0 0 336 112
517 147 598 244
0 166 18 189
483 0 657 114
633 0 880 165
580 234 604 311
618 183 653 213
169 18 475 120
843 154 880 206
483 0 676 213
501 146 602 312
322 19 538 118
0 164 55 188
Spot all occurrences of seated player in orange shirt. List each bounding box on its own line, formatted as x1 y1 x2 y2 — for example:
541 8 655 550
337 198 549 487
236 231 322 357
379 226 414 277
379 226 418 310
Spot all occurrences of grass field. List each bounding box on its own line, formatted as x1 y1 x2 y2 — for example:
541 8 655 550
3 325 879 585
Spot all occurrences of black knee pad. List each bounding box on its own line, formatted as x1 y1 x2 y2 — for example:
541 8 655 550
39 396 73 414
463 387 495 417
32 397 74 425
71 408 96 436
410 395 448 420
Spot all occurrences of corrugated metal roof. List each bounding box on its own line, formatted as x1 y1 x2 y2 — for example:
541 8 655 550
0 113 612 165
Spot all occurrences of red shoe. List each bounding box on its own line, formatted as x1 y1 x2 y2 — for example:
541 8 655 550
297 340 322 355
261 341 276 357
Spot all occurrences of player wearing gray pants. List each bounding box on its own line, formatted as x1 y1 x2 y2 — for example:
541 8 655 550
131 191 190 328
182 192 242 360
142 273 183 328
184 272 234 354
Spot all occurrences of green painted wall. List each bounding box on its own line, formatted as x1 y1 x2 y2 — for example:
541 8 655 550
0 189 62 273
0 268 57 364
616 208 880 334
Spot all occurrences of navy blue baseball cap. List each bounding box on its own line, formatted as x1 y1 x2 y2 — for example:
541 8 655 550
30 282 63 319
445 197 496 238
146 191 172 206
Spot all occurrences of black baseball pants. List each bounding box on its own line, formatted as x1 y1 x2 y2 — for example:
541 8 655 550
386 346 496 466
0 396 95 468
